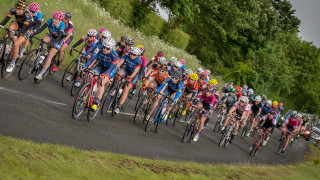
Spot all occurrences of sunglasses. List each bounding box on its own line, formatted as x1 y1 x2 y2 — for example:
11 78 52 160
236 91 240 93
173 66 179 68
121 40 125 43
30 10 36 13
159 70 165 73
200 78 206 81
87 35 95 38
103 47 111 50
130 53 138 56
240 100 245 103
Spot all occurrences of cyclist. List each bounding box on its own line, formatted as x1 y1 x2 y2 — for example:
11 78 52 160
251 110 276 148
146 51 165 77
52 12 74 72
235 86 243 101
97 27 107 38
31 11 65 80
205 69 211 83
298 115 309 137
147 51 164 68
117 37 133 58
261 100 272 116
193 85 217 142
137 45 147 80
70 29 98 57
221 96 250 143
182 69 193 85
218 88 237 118
167 57 177 69
115 35 127 56
246 95 263 137
1 0 33 73
180 59 186 73
220 80 233 100
145 70 184 122
196 68 203 77
168 60 183 76
241 85 248 96
246 88 254 103
21 2 43 58
197 72 209 93
82 38 118 111
144 64 169 92
181 73 199 116
113 47 142 114
280 113 299 153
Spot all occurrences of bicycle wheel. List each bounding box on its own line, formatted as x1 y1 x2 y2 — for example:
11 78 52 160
182 115 195 143
172 102 183 126
276 138 285 154
34 63 49 84
1 38 17 78
134 94 150 123
72 82 90 119
101 85 118 115
62 59 78 87
18 49 38 80
71 75 83 96
87 101 100 121
241 122 250 138
49 54 58 75
224 126 233 147
145 103 161 132
135 88 146 111
0 39 6 60
214 114 222 132
249 144 258 156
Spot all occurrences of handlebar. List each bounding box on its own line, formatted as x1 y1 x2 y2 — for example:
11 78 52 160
69 48 82 56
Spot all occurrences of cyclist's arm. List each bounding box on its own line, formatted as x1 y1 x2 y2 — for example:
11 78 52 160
129 66 141 78
33 19 42 32
241 111 247 120
85 43 97 55
32 22 48 36
103 62 117 77
52 31 64 43
84 54 97 68
64 29 72 42
116 58 124 69
71 39 84 50
0 16 11 26
229 106 236 114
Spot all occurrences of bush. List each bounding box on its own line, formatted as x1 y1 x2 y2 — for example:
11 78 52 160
163 28 190 50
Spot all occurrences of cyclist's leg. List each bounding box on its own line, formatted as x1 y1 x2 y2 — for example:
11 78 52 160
119 82 132 105
166 92 177 113
283 132 292 150
114 69 125 84
147 94 161 116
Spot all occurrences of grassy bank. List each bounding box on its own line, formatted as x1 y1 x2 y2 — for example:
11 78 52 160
0 135 319 179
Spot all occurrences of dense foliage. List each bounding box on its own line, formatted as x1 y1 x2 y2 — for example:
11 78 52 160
95 0 320 115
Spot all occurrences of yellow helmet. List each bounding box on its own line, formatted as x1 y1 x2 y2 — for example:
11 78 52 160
137 45 144 48
209 79 218 85
189 73 198 81
273 101 278 106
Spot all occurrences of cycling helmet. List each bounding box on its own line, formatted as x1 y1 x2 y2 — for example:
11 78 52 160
206 69 211 74
279 102 283 106
209 79 218 85
240 96 249 104
231 88 236 93
87 29 97 36
206 85 215 93
266 100 272 105
29 3 40 12
243 85 248 90
158 57 167 65
159 64 168 71
101 30 111 38
102 37 116 49
179 59 185 64
125 38 134 46
157 51 164 57
130 47 142 56
171 70 182 79
203 71 209 76
273 101 278 106
197 68 204 73
236 86 242 92
297 113 302 118
99 27 107 34
189 73 198 81
200 72 208 79
169 57 177 62
254 95 261 102
248 88 254 94
64 12 72 19
16 0 28 10
53 11 64 20
174 60 183 68
121 35 128 41
137 45 145 55
185 69 193 75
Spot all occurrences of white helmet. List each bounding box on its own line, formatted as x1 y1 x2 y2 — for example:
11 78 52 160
87 29 97 36
240 96 249 103
266 100 272 105
206 69 211 74
130 47 142 56
243 85 248 90
297 113 302 118
170 56 177 62
248 88 254 94
197 68 203 73
185 69 193 75
101 30 111 38
158 57 167 65
102 37 116 49
174 60 183 68
254 95 261 102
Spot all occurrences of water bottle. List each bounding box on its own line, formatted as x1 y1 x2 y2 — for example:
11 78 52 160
161 105 167 116
5 44 12 55
92 83 98 97
117 88 123 98
38 56 45 65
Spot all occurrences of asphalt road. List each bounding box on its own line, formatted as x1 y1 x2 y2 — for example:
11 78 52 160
0 70 310 165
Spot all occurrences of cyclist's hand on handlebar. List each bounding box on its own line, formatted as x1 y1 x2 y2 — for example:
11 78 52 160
69 48 74 52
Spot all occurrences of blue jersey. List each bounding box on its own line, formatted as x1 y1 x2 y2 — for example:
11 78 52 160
168 66 182 76
121 54 142 74
32 11 43 21
46 18 65 37
158 77 184 101
261 103 272 115
98 50 118 67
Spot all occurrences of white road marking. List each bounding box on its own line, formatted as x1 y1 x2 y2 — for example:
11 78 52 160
107 111 135 116
0 86 68 106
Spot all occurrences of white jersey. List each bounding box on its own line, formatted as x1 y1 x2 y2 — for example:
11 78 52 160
234 101 250 113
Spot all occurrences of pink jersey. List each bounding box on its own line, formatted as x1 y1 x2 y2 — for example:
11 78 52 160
234 101 250 113
196 92 217 106
287 117 299 128
140 55 147 67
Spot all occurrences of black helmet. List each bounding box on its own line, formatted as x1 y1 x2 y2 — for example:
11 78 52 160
121 35 128 41
64 12 72 19
172 70 182 80
125 38 134 46
159 64 168 71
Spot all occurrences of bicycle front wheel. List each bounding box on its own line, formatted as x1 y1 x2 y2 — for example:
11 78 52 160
61 59 78 87
72 82 91 119
18 49 38 80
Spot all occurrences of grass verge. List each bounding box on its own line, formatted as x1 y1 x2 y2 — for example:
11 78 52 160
0 135 319 179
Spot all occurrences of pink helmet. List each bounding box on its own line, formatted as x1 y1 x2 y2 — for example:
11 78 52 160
99 27 107 34
279 102 283 106
203 71 209 76
29 2 40 12
179 59 185 64
53 11 64 20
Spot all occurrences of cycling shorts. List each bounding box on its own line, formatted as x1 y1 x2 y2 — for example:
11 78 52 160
63 36 73 46
47 33 64 50
123 69 139 85
202 102 211 115
93 63 117 78
184 88 197 99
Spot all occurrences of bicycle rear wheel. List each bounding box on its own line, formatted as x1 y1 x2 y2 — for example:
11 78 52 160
49 54 58 75
134 95 150 123
34 64 49 84
145 103 161 132
101 85 117 115
1 38 17 78
18 49 38 80
135 88 146 111
249 144 258 156
87 104 100 121
276 138 285 154
61 59 78 87
182 115 195 143
72 82 90 119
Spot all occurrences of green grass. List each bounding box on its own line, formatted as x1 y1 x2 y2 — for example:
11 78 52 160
0 135 319 179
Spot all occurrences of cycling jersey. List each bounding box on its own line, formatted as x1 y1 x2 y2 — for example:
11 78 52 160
302 118 308 126
198 80 208 93
46 18 65 38
286 117 299 131
31 11 43 32
236 92 243 101
157 77 183 101
196 91 217 107
223 83 233 92
261 103 272 115
262 115 276 129
251 102 262 115
241 89 247 96
121 54 142 74
234 101 250 114
184 79 199 94
81 35 98 52
224 94 237 108
149 70 169 85
168 66 182 76
63 20 74 37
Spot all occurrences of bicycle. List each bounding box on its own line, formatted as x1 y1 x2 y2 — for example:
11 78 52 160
276 130 294 154
240 114 253 139
249 127 268 156
134 82 149 111
72 68 102 121
18 36 55 84
145 92 172 133
213 107 229 133
133 87 156 123
168 94 193 126
181 105 206 143
218 114 242 147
